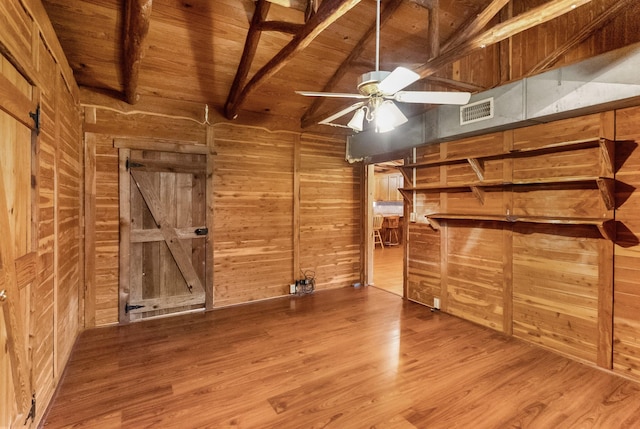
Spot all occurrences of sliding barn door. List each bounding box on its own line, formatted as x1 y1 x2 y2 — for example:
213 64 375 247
119 148 209 322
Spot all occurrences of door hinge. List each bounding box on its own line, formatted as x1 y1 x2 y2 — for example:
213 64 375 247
125 159 144 170
24 393 36 425
125 303 145 313
29 105 41 135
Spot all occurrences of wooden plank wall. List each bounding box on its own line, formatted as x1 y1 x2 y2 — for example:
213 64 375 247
85 112 360 321
211 124 295 306
405 111 639 378
612 106 640 380
299 134 361 290
0 0 83 425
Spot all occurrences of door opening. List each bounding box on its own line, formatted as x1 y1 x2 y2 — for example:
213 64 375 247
370 160 404 296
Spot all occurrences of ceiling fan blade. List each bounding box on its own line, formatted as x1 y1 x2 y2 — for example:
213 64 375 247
296 91 367 99
319 102 367 127
393 91 472 105
378 67 421 95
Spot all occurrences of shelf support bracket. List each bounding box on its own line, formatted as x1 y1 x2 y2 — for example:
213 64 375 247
470 186 485 205
596 177 615 211
467 158 485 181
597 220 616 241
398 189 414 205
425 216 441 231
598 138 615 177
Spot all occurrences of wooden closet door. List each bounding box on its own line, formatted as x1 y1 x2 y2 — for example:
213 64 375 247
119 149 208 321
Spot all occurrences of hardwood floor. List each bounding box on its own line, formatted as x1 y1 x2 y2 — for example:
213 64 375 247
373 245 403 296
42 287 640 429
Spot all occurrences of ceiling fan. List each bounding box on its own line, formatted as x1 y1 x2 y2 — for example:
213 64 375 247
296 0 472 133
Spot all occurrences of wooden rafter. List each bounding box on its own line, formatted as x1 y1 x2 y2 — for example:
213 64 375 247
123 0 153 104
428 0 439 60
413 0 593 79
300 0 403 128
526 0 635 76
224 0 361 120
440 0 510 53
225 0 271 118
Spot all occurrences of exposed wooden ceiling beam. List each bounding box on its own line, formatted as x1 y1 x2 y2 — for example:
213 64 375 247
526 0 634 76
414 0 593 79
423 76 485 92
225 0 361 120
265 0 308 12
123 0 153 104
258 21 305 34
225 0 271 116
440 0 510 53
300 0 404 128
428 0 439 60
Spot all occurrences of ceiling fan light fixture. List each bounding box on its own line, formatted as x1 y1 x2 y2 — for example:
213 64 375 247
347 107 367 131
375 101 407 133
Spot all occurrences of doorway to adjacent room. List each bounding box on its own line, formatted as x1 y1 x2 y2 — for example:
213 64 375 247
370 160 404 296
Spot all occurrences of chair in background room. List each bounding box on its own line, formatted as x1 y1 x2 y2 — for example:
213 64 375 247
373 215 384 249
385 215 400 246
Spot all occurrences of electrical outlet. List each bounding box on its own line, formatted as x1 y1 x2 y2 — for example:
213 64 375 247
433 297 440 309
410 212 416 222
289 284 296 294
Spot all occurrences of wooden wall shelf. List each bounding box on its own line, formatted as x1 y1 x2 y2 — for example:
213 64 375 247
400 176 615 209
425 213 616 240
401 137 613 171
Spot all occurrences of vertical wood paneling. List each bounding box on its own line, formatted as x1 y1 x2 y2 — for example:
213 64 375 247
612 106 640 379
54 71 81 372
446 222 505 331
407 224 440 305
513 225 601 363
92 133 120 325
299 134 361 290
212 124 295 306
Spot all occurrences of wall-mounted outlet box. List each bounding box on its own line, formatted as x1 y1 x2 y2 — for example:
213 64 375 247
289 284 296 294
410 212 416 222
433 297 440 309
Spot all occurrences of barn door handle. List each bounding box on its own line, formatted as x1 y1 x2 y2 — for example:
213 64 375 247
194 227 208 236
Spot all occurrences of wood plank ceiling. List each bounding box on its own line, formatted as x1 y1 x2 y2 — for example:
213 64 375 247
40 0 610 131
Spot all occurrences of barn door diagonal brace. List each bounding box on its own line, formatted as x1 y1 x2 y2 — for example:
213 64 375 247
129 170 205 294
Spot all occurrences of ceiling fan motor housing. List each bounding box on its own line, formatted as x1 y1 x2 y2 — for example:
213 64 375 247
358 70 391 96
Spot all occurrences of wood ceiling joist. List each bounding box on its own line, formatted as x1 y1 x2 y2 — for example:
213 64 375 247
224 0 361 120
300 0 404 128
257 20 305 34
224 0 271 119
266 0 308 12
428 0 439 60
526 0 635 76
414 0 593 80
440 0 510 53
123 0 153 104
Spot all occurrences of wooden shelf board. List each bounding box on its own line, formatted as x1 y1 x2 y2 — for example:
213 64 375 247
424 213 615 239
401 137 609 170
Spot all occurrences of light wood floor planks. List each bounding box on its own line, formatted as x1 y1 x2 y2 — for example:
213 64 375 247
373 245 403 296
42 287 640 428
